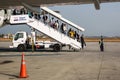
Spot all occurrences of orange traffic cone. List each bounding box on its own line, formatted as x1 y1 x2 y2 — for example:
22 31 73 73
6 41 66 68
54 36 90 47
19 53 28 78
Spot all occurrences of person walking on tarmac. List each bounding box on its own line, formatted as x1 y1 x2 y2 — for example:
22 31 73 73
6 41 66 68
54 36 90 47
99 36 104 52
80 34 86 49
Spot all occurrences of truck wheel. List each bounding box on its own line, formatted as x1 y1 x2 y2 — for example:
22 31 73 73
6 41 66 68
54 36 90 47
53 44 61 52
17 44 26 52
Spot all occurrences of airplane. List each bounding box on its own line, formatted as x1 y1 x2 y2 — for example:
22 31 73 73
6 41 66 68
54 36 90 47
0 0 120 10
0 0 120 27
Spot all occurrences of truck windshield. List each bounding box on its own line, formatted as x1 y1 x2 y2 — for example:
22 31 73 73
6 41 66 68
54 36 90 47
14 33 23 40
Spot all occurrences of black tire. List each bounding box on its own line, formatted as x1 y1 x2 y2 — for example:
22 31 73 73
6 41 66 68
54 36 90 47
17 44 26 52
53 44 61 52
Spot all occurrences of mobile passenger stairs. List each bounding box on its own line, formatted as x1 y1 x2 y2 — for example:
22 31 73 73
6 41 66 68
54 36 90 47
9 7 85 51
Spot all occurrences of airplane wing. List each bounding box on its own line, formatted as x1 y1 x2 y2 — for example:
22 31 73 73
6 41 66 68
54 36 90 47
0 0 120 9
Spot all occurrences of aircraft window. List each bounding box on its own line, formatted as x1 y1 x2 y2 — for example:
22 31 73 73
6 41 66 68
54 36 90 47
14 33 23 40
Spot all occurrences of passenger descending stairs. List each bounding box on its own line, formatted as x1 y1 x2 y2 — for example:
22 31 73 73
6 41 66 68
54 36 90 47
27 7 85 49
27 19 80 49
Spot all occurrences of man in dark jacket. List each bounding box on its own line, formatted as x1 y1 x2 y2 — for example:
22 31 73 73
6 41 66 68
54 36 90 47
99 36 104 52
80 34 86 49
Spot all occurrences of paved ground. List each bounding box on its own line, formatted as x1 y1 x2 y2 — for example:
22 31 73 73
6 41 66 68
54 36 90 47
0 42 120 80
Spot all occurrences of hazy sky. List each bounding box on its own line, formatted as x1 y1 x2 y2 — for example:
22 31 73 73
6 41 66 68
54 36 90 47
0 2 120 36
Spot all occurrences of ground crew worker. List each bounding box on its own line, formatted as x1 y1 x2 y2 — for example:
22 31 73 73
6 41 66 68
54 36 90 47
99 36 104 52
80 34 86 49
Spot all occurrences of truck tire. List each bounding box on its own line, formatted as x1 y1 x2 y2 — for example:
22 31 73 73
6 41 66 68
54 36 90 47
53 44 61 52
17 44 26 52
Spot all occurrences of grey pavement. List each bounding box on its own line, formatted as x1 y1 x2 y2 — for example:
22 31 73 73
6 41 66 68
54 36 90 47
0 42 120 80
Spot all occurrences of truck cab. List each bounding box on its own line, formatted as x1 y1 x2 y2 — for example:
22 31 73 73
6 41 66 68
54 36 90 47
10 31 29 51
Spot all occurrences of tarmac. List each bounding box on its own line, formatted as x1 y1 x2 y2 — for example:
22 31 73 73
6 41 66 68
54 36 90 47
0 42 120 80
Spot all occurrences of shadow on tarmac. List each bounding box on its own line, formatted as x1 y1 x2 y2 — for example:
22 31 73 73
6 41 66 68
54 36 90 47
0 53 63 57
0 48 65 57
0 72 18 78
0 47 75 52
0 60 14 64
0 47 79 57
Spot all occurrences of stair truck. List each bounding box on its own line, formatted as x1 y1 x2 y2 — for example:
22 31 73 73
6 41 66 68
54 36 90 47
9 31 65 52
